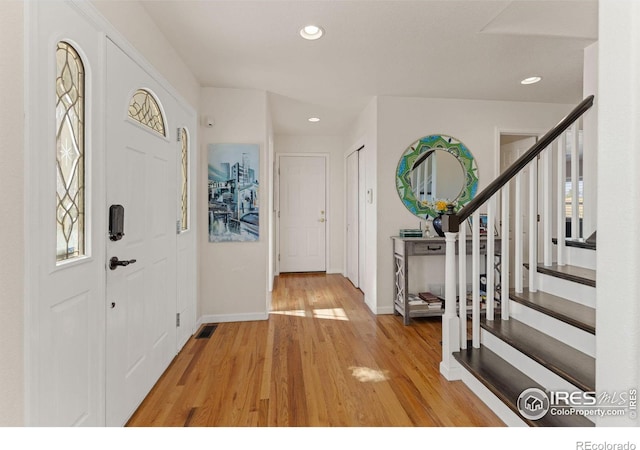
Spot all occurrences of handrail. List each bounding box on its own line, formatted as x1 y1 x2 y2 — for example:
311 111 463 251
445 95 594 228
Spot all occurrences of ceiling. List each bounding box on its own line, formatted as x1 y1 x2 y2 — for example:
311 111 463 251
139 0 598 136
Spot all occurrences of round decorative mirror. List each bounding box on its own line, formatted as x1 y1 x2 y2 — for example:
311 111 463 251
396 134 478 219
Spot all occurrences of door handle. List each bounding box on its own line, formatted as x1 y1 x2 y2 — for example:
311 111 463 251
109 256 137 271
319 218 326 223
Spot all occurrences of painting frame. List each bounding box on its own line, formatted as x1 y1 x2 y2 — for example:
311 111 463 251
207 143 260 243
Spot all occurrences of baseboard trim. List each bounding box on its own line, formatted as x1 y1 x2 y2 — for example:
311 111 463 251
197 312 269 328
376 305 395 315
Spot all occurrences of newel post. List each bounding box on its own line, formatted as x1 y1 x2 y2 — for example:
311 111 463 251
439 207 462 380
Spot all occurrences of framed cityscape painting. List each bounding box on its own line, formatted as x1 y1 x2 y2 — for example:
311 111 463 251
208 143 260 242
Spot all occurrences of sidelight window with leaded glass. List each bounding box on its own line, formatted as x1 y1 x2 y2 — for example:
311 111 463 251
180 128 189 231
56 41 86 263
128 89 166 136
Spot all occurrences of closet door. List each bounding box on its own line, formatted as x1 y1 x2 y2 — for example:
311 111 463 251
346 151 359 287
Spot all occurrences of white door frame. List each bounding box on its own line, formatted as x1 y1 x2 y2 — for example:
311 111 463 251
275 153 330 275
495 128 547 290
494 127 546 180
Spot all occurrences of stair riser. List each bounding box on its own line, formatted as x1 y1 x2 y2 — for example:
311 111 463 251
509 300 595 357
481 330 592 393
480 331 596 425
458 366 529 427
535 272 595 308
565 246 597 271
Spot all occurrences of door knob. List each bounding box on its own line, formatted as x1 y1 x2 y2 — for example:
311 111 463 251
109 256 137 270
319 218 325 223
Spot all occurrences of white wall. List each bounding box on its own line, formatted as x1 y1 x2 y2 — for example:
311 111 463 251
375 96 574 313
582 41 598 238
347 98 378 312
199 87 270 322
596 0 640 427
274 135 347 274
0 0 24 427
91 0 200 108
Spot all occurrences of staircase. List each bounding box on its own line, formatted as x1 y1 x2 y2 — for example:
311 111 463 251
455 239 596 426
439 96 598 426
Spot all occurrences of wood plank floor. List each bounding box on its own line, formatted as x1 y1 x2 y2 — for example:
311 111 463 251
126 273 505 427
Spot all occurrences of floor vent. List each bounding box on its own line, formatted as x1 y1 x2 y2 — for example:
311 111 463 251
196 324 217 339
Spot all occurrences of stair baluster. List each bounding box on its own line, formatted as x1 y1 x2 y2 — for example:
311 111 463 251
500 187 510 319
528 159 538 292
556 132 567 266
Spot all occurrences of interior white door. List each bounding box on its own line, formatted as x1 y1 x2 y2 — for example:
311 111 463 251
279 155 327 272
501 135 537 288
346 151 359 287
105 40 177 426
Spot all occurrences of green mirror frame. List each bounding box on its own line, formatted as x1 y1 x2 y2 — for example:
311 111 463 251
396 134 479 219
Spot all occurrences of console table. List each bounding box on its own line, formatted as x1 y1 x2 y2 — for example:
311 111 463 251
392 236 501 325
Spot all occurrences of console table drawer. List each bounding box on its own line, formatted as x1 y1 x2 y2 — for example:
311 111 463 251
411 242 445 255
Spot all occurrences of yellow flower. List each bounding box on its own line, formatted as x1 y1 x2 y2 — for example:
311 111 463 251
435 200 448 212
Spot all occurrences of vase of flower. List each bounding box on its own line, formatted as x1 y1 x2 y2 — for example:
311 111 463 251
430 200 449 237
432 214 445 237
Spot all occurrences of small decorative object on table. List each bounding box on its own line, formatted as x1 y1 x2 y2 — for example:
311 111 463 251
428 200 450 237
399 228 423 238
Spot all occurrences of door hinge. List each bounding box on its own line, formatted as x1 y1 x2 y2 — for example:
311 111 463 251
176 220 182 234
176 313 181 327
278 254 280 262
176 128 182 142
537 214 540 222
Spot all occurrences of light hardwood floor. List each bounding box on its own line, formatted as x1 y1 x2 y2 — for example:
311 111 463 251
126 273 504 427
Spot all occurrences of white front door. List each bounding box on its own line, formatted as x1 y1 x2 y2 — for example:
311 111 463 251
105 40 177 426
279 155 327 272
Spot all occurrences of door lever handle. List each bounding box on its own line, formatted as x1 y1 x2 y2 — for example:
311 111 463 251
109 256 137 270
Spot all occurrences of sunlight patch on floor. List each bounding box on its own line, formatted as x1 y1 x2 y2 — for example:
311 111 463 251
313 308 349 321
271 309 307 317
348 366 390 383
271 308 350 321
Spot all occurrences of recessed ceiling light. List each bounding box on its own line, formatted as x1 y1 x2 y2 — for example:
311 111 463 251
300 25 324 40
308 117 320 123
521 76 542 85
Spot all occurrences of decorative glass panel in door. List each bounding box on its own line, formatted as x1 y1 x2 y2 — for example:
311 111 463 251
128 89 166 136
180 128 188 231
56 41 85 262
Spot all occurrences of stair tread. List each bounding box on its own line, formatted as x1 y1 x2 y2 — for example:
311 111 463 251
454 346 594 427
525 263 596 287
552 238 597 250
509 288 595 334
481 316 595 392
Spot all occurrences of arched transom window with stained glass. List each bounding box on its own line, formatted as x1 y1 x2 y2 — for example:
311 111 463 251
128 89 166 136
56 41 86 262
